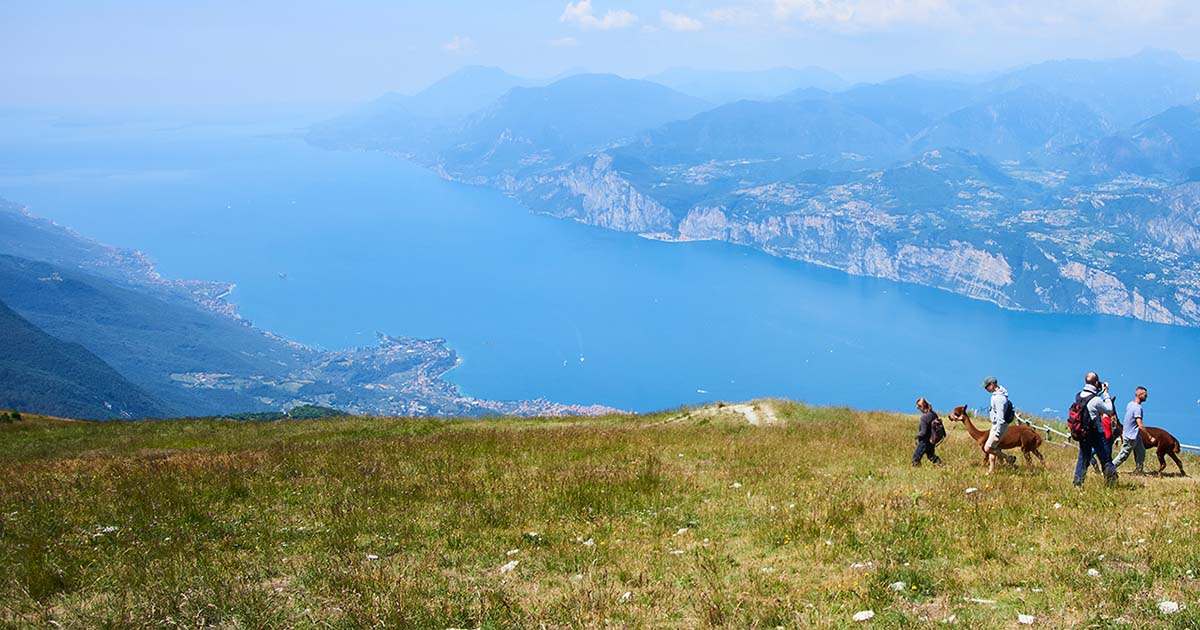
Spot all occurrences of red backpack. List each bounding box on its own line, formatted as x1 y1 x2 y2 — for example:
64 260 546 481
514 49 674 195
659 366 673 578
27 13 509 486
1067 392 1097 441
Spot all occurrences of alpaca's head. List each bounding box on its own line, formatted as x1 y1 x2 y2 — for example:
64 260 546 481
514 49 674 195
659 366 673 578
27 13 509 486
948 405 969 423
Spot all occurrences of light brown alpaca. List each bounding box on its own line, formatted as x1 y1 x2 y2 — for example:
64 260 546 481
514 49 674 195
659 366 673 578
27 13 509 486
948 405 1045 468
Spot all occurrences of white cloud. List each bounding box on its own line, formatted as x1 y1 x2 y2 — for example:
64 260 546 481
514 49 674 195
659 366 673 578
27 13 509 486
548 36 579 47
442 35 475 54
661 10 704 31
768 0 1199 34
706 6 759 25
773 0 952 31
561 0 638 30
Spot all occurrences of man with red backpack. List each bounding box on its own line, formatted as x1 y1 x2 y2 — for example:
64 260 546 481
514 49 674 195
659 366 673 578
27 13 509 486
1069 372 1119 486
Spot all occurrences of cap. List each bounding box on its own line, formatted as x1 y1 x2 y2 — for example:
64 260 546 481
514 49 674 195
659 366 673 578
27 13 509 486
982 376 998 388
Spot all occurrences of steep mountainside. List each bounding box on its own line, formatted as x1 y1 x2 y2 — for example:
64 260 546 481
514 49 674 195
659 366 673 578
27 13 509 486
437 74 710 180
307 66 539 154
818 76 983 138
629 99 904 167
0 298 169 419
1069 104 1200 179
987 48 1200 127
910 87 1113 160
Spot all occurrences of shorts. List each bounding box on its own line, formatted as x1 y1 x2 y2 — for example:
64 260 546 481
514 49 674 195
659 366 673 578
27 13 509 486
984 421 1008 451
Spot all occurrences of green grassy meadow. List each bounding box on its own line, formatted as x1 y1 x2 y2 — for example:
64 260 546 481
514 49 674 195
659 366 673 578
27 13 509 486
2 402 1199 628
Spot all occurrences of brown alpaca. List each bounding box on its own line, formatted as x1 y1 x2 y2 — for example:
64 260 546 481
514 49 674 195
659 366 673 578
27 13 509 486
1140 426 1187 476
948 405 1045 468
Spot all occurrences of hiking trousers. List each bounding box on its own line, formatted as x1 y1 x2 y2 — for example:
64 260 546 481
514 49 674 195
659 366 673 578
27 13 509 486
1075 430 1117 485
1113 435 1146 472
912 439 941 466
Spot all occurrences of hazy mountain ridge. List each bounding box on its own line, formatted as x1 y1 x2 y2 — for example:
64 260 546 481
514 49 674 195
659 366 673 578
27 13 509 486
0 201 617 418
645 66 846 103
311 51 1200 326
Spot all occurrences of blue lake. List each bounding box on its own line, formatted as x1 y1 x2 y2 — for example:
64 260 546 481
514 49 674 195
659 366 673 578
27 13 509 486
2 110 1199 440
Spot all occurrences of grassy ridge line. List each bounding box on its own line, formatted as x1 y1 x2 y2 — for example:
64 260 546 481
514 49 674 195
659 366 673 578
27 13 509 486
3 401 1199 627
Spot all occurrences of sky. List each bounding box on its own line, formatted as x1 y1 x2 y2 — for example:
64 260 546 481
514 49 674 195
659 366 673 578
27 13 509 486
3 0 1200 107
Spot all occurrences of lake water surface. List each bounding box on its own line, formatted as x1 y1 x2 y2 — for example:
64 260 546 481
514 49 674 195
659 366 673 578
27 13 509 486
2 110 1198 440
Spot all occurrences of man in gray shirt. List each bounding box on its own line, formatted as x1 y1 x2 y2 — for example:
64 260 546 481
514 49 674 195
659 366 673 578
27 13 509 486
1113 386 1154 474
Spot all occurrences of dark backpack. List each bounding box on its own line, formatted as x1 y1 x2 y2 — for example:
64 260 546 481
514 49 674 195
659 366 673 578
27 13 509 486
1067 392 1098 441
1002 399 1016 424
930 415 947 445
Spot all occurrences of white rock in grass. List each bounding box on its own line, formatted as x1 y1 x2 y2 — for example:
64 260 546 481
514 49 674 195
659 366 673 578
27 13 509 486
1018 613 1035 624
852 609 875 622
1158 600 1182 615
730 482 743 489
619 591 632 603
675 527 689 536
91 525 120 538
964 487 979 496
498 560 519 574
1087 568 1100 578
366 554 379 561
889 581 906 591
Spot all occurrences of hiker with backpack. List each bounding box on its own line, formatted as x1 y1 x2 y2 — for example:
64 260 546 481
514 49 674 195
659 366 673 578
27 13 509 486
982 377 1017 474
1069 372 1119 486
912 397 945 466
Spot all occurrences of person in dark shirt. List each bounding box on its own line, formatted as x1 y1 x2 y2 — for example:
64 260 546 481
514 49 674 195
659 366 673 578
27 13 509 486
913 397 944 466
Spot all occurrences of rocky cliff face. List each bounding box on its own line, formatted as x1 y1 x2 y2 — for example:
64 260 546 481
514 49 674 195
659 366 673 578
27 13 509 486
518 154 676 233
499 152 1200 327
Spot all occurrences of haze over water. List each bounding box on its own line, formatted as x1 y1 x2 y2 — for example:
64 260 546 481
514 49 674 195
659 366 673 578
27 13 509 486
2 111 1199 440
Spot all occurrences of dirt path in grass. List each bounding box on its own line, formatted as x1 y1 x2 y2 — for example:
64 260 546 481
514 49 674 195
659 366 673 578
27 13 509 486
657 401 782 427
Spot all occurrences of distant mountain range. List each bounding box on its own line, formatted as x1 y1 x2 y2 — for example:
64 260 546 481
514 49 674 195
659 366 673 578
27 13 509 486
0 200 618 419
311 50 1200 327
644 66 847 103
